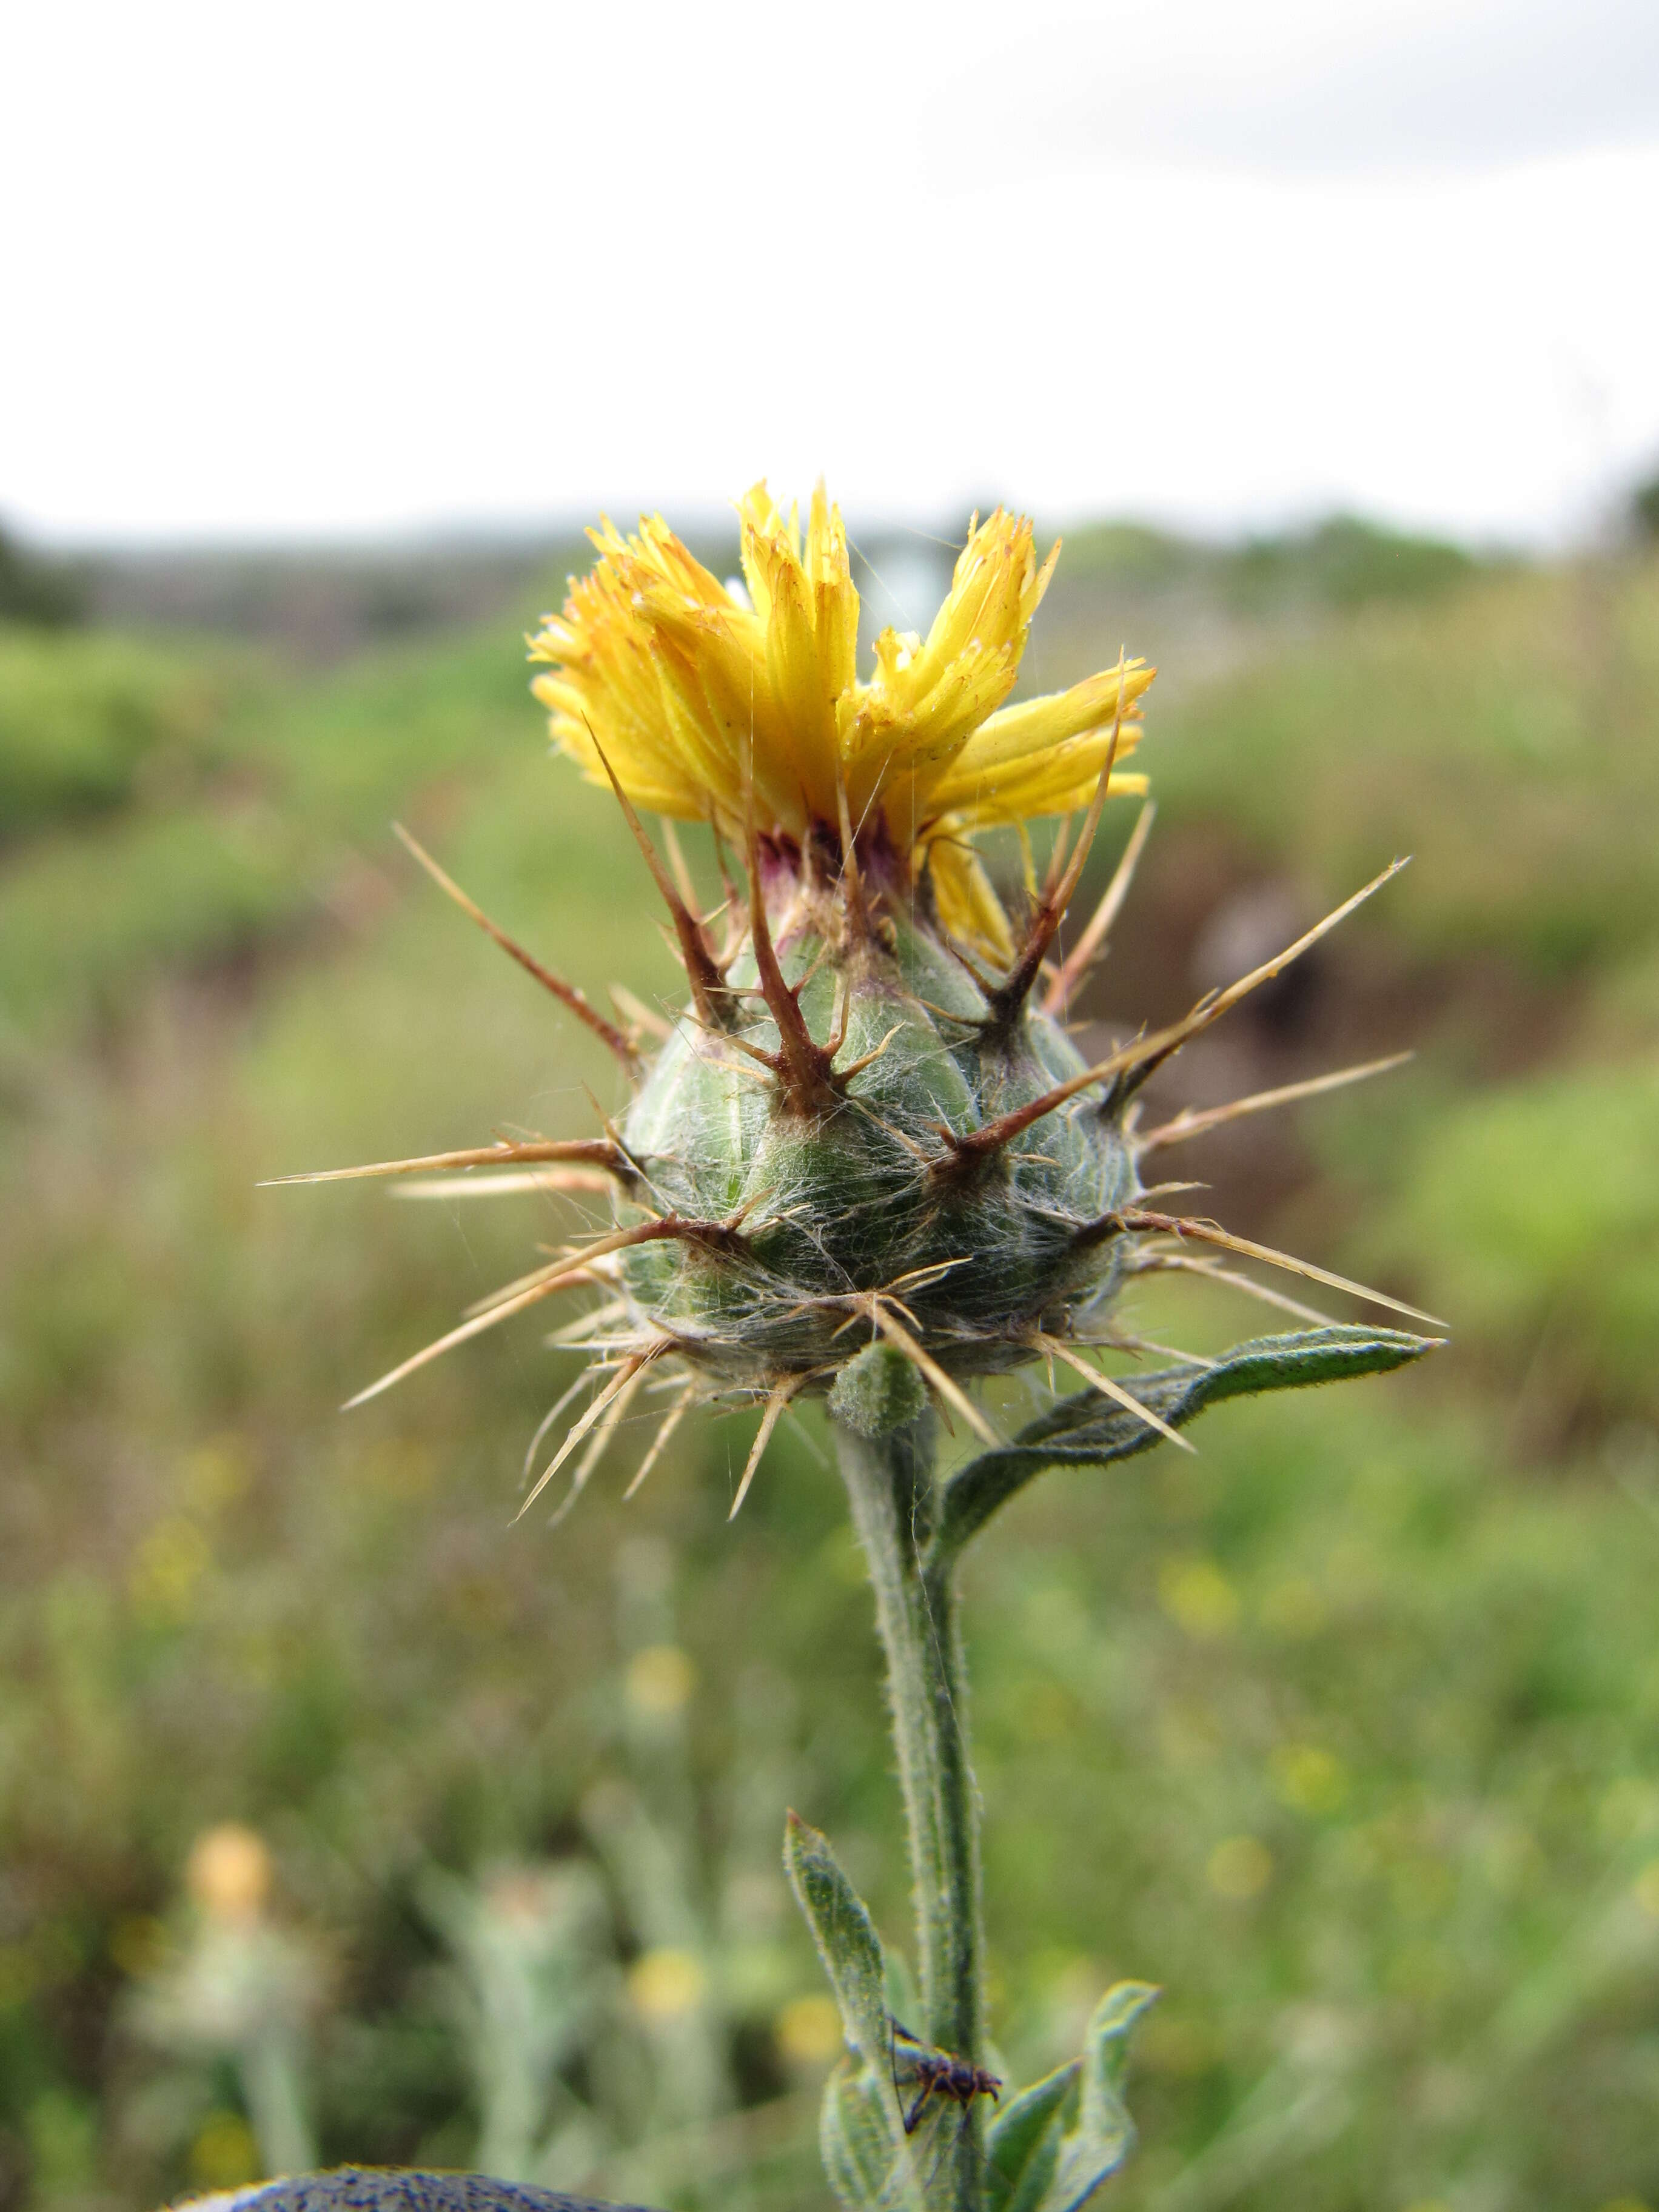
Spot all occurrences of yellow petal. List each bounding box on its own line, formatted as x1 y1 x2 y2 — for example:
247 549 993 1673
806 481 859 703
741 495 842 822
937 659 1156 783
529 489 1156 906
925 832 1015 964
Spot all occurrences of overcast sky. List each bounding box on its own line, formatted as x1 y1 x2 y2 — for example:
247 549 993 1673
6 0 1658 546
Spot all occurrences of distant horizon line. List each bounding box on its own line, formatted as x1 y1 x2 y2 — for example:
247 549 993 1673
5 498 1558 566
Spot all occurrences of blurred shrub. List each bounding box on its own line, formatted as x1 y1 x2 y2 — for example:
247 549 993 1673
1147 558 1659 973
1044 522 1209 594
0 803 298 1037
0 617 586 1047
1227 516 1479 612
0 525 85 629
1051 514 1481 612
0 629 232 842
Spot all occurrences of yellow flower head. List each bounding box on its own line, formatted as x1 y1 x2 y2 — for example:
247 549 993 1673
529 482 1153 956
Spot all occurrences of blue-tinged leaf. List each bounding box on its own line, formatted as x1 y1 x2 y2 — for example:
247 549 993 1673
1037 1982 1159 2212
985 2060 1079 2212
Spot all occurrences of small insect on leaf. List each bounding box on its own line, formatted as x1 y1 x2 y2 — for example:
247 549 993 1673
881 2019 1005 2209
890 2020 1003 2137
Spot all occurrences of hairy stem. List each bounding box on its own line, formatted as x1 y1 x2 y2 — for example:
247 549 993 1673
834 1415 984 2212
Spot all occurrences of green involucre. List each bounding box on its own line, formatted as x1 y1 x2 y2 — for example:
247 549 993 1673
615 907 1137 1398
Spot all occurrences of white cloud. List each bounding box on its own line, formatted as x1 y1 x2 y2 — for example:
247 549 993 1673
955 0 1659 176
4 0 1656 543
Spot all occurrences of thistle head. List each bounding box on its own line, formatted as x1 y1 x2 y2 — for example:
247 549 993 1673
518 486 1173 1494
287 480 1433 1520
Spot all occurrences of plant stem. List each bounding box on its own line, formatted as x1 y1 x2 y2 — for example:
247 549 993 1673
834 1415 984 2210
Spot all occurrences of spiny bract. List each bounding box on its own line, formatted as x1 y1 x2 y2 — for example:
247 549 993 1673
283 483 1429 1518
616 858 1138 1389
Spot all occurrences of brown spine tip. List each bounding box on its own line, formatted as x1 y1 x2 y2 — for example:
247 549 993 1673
622 1384 695 1500
1042 797 1157 1019
340 1213 749 1412
980 660 1127 1038
1028 1329 1195 1452
744 829 842 1114
520 1343 669 1524
727 1376 800 1520
393 823 641 1073
933 857 1415 1180
1114 856 1411 1101
1082 1206 1446 1329
865 1298 1001 1448
586 729 737 1031
1134 1052 1413 1156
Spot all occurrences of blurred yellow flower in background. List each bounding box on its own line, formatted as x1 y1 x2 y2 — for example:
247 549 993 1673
774 1992 843 2070
625 1643 697 1718
187 1825 272 1926
1207 1836 1273 1902
628 1946 706 2022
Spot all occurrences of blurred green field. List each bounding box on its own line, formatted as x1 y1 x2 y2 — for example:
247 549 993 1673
2 532 1658 2212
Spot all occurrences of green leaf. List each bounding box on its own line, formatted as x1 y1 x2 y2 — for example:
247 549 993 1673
821 2056 916 2212
784 1810 891 2075
985 2060 1079 2212
1037 1982 1159 2212
935 1327 1441 1566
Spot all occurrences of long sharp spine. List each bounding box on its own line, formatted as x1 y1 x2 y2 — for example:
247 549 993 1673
393 823 640 1073
981 659 1127 1037
588 731 736 1030
931 858 1412 1182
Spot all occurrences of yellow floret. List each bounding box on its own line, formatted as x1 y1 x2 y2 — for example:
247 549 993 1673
529 481 1153 955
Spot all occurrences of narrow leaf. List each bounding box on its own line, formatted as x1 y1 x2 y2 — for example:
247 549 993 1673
785 1811 891 2075
821 2057 916 2212
935 1327 1443 1568
1081 1981 1158 2124
1039 1982 1159 2212
986 2060 1080 2212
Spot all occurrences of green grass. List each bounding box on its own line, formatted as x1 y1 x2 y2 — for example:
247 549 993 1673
1366 1053 1659 1415
970 1364 1659 2212
2 545 1657 2211
0 614 564 1050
